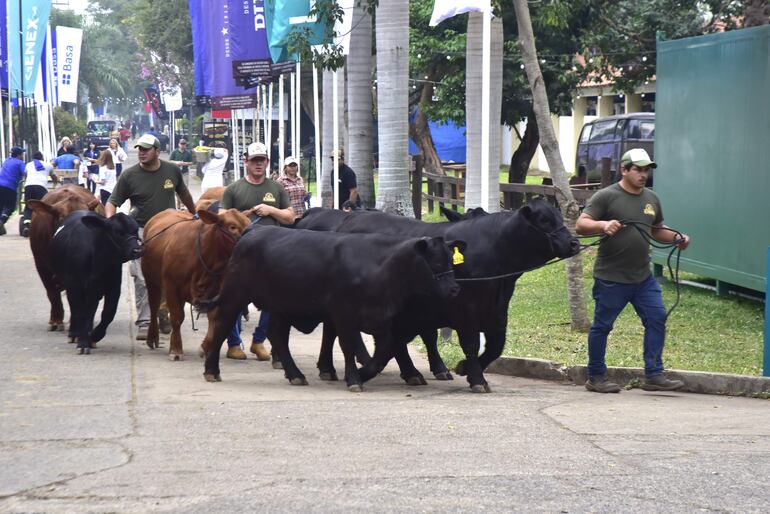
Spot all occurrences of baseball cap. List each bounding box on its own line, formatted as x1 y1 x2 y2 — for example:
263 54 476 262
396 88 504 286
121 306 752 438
284 156 299 167
330 149 344 159
135 134 160 149
246 142 268 160
620 148 657 169
179 138 187 145
10 146 25 157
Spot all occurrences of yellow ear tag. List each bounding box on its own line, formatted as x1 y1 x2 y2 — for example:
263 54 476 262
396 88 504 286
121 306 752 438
452 247 465 266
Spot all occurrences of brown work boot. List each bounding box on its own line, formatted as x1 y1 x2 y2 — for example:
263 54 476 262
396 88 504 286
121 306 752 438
226 346 247 360
250 341 271 361
158 308 172 335
640 374 684 391
585 375 621 393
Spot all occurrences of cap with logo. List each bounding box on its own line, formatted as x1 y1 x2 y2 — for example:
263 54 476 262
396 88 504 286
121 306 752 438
135 134 161 149
620 148 657 169
179 138 187 145
330 149 344 160
10 146 25 157
246 142 268 160
284 156 299 167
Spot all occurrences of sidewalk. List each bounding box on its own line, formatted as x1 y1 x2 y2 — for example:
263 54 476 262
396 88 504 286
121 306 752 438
0 153 769 511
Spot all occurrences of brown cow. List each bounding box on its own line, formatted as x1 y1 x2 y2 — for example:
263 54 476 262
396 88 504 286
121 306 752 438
141 208 251 360
194 187 225 212
28 186 102 332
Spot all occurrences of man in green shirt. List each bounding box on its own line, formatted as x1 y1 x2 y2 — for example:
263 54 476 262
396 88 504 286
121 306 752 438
576 148 690 394
105 133 196 340
219 141 294 360
168 138 193 186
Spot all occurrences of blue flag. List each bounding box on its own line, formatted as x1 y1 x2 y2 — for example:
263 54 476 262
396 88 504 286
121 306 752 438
264 0 331 63
9 0 52 97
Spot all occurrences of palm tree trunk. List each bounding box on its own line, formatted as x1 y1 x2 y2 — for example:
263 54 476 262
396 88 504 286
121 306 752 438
347 4 375 208
512 0 590 331
374 0 413 216
321 70 334 208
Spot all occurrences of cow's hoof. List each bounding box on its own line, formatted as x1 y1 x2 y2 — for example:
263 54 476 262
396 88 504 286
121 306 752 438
168 353 184 362
434 371 454 381
289 377 308 386
347 384 363 393
271 361 283 370
78 347 90 355
319 371 338 381
470 384 492 393
454 360 467 376
67 336 77 344
404 375 428 386
48 322 64 332
204 373 222 383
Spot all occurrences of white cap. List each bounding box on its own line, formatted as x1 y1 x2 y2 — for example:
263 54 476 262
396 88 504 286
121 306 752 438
134 134 160 149
246 142 268 160
284 156 299 167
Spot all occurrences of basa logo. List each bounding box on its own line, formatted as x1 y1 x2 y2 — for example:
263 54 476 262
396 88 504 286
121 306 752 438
643 203 656 216
163 179 174 189
262 193 276 203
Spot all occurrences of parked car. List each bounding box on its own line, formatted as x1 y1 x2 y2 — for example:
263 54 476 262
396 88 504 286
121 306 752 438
83 120 118 151
575 113 655 185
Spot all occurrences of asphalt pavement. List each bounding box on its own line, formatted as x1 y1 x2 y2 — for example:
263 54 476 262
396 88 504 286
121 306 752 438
0 149 768 512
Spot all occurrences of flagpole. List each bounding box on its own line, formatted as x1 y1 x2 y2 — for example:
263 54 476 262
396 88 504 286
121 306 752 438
480 0 491 212
267 82 273 163
332 69 339 209
278 73 284 170
295 61 301 172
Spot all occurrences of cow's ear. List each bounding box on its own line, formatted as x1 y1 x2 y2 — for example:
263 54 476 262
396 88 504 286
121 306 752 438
27 200 57 217
413 237 429 255
518 204 533 221
87 198 102 212
198 209 219 225
81 214 108 231
447 239 467 254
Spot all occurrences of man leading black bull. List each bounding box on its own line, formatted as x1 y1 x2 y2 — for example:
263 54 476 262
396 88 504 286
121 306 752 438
297 199 580 393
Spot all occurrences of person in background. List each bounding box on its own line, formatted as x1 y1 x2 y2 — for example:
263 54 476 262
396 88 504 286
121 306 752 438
0 147 27 236
169 138 194 187
131 122 137 140
96 149 117 206
576 148 690 394
53 147 82 184
329 148 359 209
276 156 307 221
108 138 127 177
83 141 100 194
200 142 228 193
57 136 73 157
20 151 58 237
119 124 131 152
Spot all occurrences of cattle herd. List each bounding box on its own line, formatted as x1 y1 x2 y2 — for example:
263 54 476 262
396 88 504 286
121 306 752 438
28 185 580 393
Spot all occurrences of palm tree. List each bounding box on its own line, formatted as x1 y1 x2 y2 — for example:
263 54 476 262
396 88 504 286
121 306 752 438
512 0 590 331
464 13 503 213
374 0 413 216
346 3 374 208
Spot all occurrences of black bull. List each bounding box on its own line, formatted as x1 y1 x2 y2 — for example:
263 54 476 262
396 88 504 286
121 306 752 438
296 200 581 393
201 225 464 391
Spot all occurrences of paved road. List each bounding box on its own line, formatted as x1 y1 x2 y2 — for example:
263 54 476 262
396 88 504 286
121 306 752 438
1 151 768 512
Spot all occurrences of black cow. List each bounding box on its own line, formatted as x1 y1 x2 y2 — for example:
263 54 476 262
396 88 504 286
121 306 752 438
49 211 143 354
200 225 464 391
297 200 580 392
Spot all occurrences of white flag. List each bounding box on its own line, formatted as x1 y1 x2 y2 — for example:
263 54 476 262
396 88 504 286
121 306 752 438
430 0 488 27
55 26 83 104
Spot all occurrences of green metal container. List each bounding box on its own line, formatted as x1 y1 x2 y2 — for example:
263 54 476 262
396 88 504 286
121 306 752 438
653 26 770 293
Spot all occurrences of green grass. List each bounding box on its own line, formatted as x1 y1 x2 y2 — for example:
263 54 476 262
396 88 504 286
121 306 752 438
433 247 765 376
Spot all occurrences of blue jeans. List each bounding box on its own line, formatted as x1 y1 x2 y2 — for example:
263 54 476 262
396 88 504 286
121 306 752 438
587 274 667 378
227 311 270 347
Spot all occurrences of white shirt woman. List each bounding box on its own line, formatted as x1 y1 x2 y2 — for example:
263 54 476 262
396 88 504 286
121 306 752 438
108 139 127 175
200 148 228 193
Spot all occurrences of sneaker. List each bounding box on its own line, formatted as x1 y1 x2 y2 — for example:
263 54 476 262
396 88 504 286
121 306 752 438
250 341 271 361
226 346 247 360
640 374 684 391
585 375 621 393
136 326 148 341
0 219 6 236
158 308 172 335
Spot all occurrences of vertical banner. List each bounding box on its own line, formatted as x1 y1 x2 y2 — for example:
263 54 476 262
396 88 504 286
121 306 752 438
0 0 8 90
264 0 331 63
9 0 52 96
53 26 82 103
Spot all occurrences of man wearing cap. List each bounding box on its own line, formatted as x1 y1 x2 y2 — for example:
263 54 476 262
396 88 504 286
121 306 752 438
576 148 690 394
169 139 194 187
105 133 196 340
330 149 359 209
0 147 27 235
219 142 294 360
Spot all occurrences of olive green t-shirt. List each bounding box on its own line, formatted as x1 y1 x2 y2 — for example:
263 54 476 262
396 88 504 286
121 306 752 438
220 178 290 226
583 182 663 284
108 160 188 227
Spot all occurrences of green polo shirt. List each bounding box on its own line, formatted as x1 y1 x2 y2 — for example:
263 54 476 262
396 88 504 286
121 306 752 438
221 178 290 225
108 160 188 227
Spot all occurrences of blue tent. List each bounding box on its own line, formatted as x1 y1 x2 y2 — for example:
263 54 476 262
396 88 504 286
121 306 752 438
408 110 466 163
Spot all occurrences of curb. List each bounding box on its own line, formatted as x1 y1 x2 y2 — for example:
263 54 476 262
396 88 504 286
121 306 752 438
486 357 770 398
